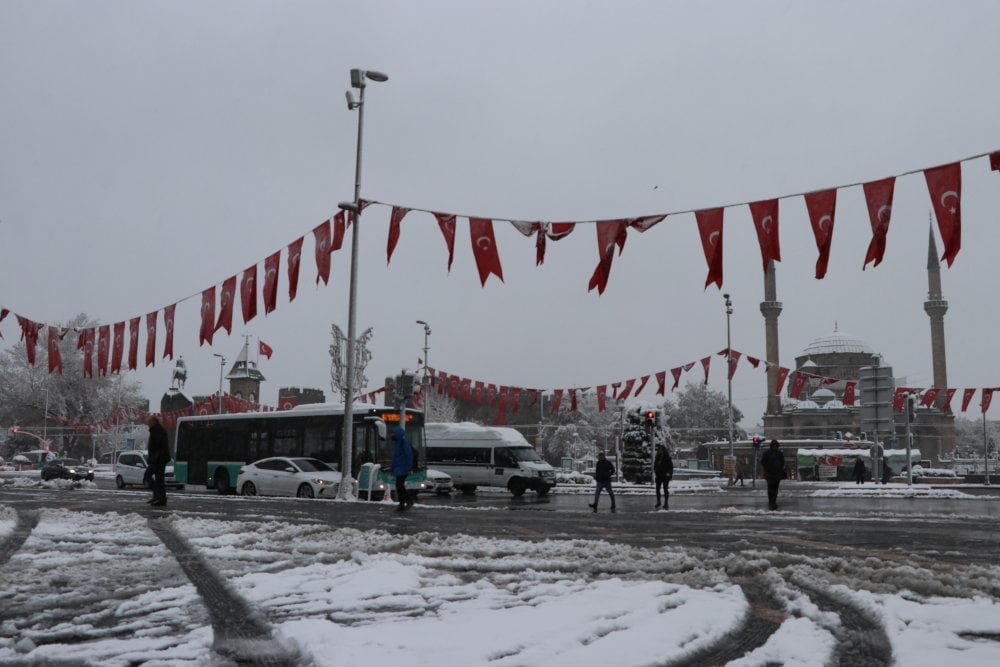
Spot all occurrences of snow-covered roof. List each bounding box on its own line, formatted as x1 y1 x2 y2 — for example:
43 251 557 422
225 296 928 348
425 422 531 446
800 330 874 356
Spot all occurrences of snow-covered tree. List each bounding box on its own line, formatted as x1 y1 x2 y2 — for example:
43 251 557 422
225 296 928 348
663 382 744 446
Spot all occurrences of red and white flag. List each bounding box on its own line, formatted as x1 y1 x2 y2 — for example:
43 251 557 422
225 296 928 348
215 276 237 335
241 264 258 324
48 326 62 374
163 304 176 361
789 371 809 399
128 316 140 371
287 237 303 301
843 381 857 406
596 385 607 412
924 162 962 267
433 212 457 272
961 388 976 412
199 287 216 347
696 208 724 289
97 325 110 376
279 395 298 411
331 211 346 252
863 177 896 269
313 219 332 285
774 366 790 394
634 375 650 397
259 340 273 360
700 356 711 384
145 312 157 367
749 199 781 272
942 388 957 413
982 388 995 414
804 189 837 280
588 219 627 295
551 389 563 414
263 251 279 315
387 206 411 265
111 322 125 374
469 217 504 286
920 387 940 407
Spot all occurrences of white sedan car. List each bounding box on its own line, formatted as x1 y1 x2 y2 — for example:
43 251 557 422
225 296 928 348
237 457 343 499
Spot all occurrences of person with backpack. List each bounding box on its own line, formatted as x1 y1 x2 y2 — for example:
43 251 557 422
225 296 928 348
390 427 414 511
588 452 616 513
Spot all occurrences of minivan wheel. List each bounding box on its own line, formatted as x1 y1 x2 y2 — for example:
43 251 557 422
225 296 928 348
115 475 125 489
508 478 526 497
297 484 315 499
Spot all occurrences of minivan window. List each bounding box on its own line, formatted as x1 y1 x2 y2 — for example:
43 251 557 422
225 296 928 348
495 446 542 463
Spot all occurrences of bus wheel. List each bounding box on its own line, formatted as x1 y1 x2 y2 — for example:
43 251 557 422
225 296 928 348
508 478 526 497
241 482 257 496
215 470 231 495
115 475 125 489
297 484 315 499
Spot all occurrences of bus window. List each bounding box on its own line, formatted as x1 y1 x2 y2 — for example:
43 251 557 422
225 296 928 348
272 425 299 458
303 418 338 463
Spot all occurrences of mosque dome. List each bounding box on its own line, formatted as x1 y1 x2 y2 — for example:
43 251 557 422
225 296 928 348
800 330 874 357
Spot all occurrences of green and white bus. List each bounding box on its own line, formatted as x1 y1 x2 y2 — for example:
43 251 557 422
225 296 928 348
174 404 426 496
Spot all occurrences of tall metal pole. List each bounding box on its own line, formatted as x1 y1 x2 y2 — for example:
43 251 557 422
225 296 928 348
724 294 734 482
212 353 225 414
984 411 991 486
42 386 49 442
417 321 431 418
339 69 387 500
905 391 913 486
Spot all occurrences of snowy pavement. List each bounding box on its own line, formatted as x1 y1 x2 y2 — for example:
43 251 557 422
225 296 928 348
1 481 999 665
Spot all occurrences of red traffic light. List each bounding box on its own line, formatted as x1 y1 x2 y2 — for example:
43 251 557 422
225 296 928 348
10 427 17 434
645 411 654 419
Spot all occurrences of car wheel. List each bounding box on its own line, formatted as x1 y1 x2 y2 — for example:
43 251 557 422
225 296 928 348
297 483 315 499
241 481 257 496
216 469 231 495
508 478 526 497
87 474 94 482
115 475 125 489
537 486 551 496
460 485 476 495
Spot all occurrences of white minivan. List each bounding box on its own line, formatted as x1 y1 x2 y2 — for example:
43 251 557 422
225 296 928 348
424 422 556 497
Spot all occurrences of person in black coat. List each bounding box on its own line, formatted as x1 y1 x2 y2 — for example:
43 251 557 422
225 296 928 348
588 452 616 513
853 456 866 485
653 445 674 509
760 439 786 511
146 416 171 507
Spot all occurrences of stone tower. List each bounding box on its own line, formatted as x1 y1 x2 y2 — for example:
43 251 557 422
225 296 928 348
924 224 949 409
226 339 266 403
760 260 783 414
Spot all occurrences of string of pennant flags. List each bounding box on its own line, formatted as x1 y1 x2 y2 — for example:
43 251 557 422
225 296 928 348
2 148 999 379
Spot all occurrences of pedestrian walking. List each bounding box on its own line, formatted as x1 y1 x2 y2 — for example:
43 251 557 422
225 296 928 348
588 452 616 513
760 439 786 511
654 445 673 509
733 459 745 487
146 416 170 507
853 456 866 484
390 427 414 511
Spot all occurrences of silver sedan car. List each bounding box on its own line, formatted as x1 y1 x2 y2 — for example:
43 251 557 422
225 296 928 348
237 457 343 499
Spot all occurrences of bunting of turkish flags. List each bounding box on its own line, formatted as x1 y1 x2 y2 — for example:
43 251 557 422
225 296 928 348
17 316 40 366
961 388 976 412
983 388 995 414
313 219 332 285
434 212 457 272
920 387 940 407
588 220 627 295
215 276 236 335
635 375 650 396
111 322 125 374
387 206 410 265
460 378 472 401
619 378 636 401
128 317 140 370
774 366 790 394
942 388 957 412
331 211 346 253
199 287 216 346
287 237 303 302
241 264 257 325
696 208 724 289
486 384 497 406
804 189 837 280
510 221 545 266
469 218 504 286
528 388 539 408
700 356 711 384
842 381 856 406
47 326 62 374
163 304 175 361
924 162 962 267
669 368 680 392
789 371 808 399
97 325 110 376
263 251 279 315
863 177 896 269
145 312 157 367
749 199 781 272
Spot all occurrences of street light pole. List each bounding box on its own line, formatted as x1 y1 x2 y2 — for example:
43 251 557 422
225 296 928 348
338 68 388 500
984 411 991 486
416 320 431 418
212 354 225 414
724 293 734 462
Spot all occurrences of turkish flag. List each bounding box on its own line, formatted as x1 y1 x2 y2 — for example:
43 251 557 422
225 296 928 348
199 287 216 346
941 388 957 413
111 322 125 374
990 152 1000 172
789 371 808 399
699 356 710 384
448 374 460 399
746 355 760 368
528 389 539 408
48 327 62 374
920 387 940 407
510 387 522 412
163 303 176 361
128 317 140 370
331 211 346 252
596 385 607 412
961 388 976 412
892 388 907 412
924 162 962 267
263 251 279 315
313 219 332 285
569 388 578 412
241 264 258 324
387 206 411 265
804 189 837 279
97 325 110 376
618 378 636 401
982 388 995 414
611 382 621 400
495 388 509 426
437 370 447 395
774 366 790 394
0 308 8 339
215 276 237 335
145 312 157 367
588 219 628 295
696 208 724 289
551 389 563 414
538 222 576 266
843 381 857 406
749 199 781 272
511 221 545 266
862 177 896 269
727 351 742 380
287 237 303 301
628 215 667 232
670 367 683 391
469 217 504 286
486 383 497 406
460 378 472 401
474 381 485 405
17 316 40 366
433 212 457 272
635 375 650 397
259 340 273 359
279 395 298 411
82 327 95 378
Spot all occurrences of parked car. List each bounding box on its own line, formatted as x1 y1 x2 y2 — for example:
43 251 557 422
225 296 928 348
41 458 95 482
422 468 454 495
114 451 183 489
237 457 344 499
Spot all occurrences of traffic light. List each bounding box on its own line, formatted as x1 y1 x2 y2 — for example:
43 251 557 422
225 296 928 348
644 410 655 427
752 436 762 449
907 395 917 423
10 427 17 435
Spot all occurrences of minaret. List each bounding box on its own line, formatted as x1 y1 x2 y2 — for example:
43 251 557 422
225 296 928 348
760 260 783 414
924 223 949 409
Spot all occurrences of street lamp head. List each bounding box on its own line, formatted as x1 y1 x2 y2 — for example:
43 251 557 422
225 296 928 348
365 70 389 82
350 68 389 88
338 201 360 214
345 90 359 110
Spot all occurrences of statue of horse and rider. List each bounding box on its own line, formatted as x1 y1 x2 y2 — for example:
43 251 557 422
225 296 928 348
171 357 187 390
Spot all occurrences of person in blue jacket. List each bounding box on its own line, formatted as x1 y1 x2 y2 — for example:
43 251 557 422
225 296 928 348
390 427 414 511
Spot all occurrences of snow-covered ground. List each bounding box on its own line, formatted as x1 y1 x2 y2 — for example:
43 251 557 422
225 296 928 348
2 480 1000 665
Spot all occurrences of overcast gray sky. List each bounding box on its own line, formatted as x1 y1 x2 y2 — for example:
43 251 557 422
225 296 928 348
2 0 1000 426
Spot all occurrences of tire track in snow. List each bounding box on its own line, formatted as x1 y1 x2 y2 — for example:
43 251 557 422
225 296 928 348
0 510 38 569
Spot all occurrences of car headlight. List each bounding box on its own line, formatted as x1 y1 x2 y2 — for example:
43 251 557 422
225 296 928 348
312 479 327 485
